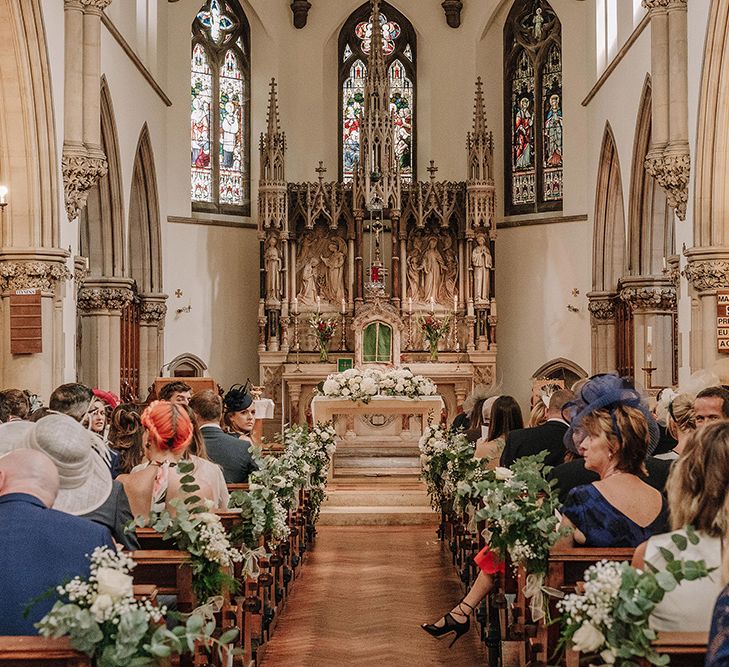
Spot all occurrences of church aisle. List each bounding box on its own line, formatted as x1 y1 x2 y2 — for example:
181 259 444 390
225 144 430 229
259 525 487 666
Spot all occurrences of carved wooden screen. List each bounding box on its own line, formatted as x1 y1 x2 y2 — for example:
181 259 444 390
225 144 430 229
616 299 634 381
339 1 417 181
120 299 141 401
504 0 563 215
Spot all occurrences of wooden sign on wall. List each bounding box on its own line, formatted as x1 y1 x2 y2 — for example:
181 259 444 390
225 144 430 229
717 291 729 354
9 290 42 354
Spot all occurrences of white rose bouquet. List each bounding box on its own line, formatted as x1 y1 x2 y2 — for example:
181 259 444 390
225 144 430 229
558 528 714 666
36 546 238 667
319 367 437 402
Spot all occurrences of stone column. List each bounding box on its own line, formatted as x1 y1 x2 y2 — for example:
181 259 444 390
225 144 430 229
684 248 729 373
587 291 618 373
0 252 71 398
354 212 364 304
390 212 400 308
138 293 167 399
76 278 134 394
619 277 676 388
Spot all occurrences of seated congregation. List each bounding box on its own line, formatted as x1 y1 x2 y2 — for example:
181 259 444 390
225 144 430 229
0 379 326 666
422 373 729 666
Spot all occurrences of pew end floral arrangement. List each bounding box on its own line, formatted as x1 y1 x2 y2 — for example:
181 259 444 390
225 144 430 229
457 454 568 620
558 526 715 667
321 367 437 403
133 460 242 601
36 546 239 667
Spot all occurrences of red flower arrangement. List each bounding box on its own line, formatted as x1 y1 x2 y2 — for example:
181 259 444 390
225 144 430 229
309 315 338 362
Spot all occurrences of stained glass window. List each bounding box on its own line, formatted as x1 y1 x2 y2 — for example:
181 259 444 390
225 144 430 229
339 2 416 182
504 0 562 214
191 0 249 214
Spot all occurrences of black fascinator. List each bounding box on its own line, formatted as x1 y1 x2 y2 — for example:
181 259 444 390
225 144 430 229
223 382 254 412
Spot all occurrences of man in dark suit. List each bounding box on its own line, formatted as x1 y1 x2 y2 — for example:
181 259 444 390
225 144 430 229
500 389 575 468
0 449 115 635
190 390 257 483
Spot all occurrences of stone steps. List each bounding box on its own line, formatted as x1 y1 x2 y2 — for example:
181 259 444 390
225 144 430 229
333 466 421 479
324 488 431 506
317 505 438 526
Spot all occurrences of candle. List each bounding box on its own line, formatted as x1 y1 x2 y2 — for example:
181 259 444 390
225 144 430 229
646 325 653 364
662 257 667 271
341 298 346 315
293 297 298 314
453 296 458 313
430 297 435 313
316 296 321 314
490 299 497 317
646 325 653 347
0 185 7 206
408 297 413 314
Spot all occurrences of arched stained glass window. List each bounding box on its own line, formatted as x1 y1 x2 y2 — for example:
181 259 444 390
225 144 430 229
191 0 250 215
339 2 417 182
504 0 562 215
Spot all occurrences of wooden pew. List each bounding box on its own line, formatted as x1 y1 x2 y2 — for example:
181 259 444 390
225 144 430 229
0 637 91 666
564 632 708 667
526 546 635 667
130 550 196 614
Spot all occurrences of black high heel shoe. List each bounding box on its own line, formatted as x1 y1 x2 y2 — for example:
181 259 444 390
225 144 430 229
421 601 475 648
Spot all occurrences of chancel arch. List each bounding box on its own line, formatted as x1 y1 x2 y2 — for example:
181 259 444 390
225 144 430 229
623 76 677 388
588 123 629 377
77 78 135 395
128 124 167 399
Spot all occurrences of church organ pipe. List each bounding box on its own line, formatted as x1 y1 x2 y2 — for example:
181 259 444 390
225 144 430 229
63 1 84 149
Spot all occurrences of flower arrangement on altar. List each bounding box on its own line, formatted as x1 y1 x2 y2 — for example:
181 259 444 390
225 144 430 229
320 367 438 403
36 546 237 667
308 314 338 361
419 313 452 361
558 528 714 666
133 461 242 601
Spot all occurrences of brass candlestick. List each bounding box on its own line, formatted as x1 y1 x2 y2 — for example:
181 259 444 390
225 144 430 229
642 364 656 390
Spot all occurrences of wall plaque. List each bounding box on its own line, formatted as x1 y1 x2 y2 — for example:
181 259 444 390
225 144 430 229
10 290 42 354
717 291 729 353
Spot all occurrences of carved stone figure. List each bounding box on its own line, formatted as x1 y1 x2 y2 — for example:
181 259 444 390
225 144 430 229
265 235 282 300
472 235 492 303
321 240 346 303
422 236 445 303
406 251 422 300
297 258 319 305
441 235 458 301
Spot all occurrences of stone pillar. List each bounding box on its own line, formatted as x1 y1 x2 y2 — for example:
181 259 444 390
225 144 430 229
619 277 676 388
76 278 134 394
138 293 167 398
354 212 364 304
390 212 400 308
684 248 729 373
587 291 618 373
0 252 71 398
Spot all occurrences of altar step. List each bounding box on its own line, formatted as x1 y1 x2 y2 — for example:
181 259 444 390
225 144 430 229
318 486 438 526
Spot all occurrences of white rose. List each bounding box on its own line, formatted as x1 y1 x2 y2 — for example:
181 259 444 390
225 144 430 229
197 512 219 525
95 567 134 601
89 593 114 622
323 379 338 395
494 467 514 481
600 649 617 664
361 377 377 394
571 622 605 653
341 388 351 396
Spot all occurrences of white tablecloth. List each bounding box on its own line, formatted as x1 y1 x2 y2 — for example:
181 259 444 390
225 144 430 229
253 398 275 420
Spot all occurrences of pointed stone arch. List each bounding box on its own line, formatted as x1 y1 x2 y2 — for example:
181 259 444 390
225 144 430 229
128 123 167 398
76 78 134 394
623 76 677 387
588 123 628 375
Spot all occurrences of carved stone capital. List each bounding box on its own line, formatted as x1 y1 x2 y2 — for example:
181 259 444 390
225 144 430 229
77 284 134 312
80 0 113 11
619 285 677 311
442 0 463 28
658 151 691 221
0 260 71 292
290 0 311 29
138 295 168 323
74 256 90 284
62 150 108 221
683 259 729 292
587 292 617 321
641 0 670 9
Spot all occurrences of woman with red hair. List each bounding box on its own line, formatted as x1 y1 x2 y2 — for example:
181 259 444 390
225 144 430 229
117 401 214 518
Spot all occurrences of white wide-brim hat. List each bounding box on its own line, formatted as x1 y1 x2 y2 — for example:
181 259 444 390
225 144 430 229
0 421 34 455
24 413 112 516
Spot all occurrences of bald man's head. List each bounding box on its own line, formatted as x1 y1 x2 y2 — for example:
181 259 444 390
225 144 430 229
0 449 59 507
